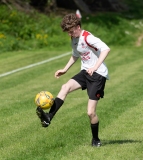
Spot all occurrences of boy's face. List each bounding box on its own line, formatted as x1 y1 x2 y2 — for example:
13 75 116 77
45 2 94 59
67 25 81 38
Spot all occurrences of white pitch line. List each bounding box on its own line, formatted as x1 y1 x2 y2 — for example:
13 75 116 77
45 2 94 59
0 52 71 78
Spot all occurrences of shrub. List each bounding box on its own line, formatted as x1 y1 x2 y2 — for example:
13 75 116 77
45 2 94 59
0 4 142 53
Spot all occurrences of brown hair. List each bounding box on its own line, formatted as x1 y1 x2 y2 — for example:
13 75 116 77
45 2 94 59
60 13 81 32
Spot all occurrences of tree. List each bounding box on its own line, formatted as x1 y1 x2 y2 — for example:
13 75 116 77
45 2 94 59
56 0 128 13
30 0 48 11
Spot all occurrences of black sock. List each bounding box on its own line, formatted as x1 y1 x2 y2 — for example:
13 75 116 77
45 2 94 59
49 97 64 120
91 122 100 141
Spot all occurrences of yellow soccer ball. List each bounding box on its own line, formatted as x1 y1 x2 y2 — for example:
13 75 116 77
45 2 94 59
35 91 54 110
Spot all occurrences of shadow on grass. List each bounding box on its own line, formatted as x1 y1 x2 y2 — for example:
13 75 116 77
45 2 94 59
102 139 142 146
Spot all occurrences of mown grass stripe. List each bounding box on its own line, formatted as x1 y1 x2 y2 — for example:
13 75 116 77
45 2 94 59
0 52 71 78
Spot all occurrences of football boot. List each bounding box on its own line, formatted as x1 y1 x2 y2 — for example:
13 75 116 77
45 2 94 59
36 106 51 127
92 138 102 147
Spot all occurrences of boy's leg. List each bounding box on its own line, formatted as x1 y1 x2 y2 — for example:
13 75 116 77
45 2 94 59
36 79 81 127
49 79 81 118
87 99 101 147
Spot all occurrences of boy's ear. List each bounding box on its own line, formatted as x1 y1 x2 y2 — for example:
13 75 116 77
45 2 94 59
77 25 81 29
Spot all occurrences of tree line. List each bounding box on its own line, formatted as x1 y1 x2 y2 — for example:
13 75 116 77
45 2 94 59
0 0 128 14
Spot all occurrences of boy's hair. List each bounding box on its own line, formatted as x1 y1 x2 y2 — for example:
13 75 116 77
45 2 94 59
60 13 81 32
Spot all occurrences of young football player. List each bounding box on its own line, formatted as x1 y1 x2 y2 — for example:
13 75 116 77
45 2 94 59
36 13 110 147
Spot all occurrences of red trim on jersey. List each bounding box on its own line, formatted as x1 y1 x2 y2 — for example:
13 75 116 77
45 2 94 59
82 31 98 51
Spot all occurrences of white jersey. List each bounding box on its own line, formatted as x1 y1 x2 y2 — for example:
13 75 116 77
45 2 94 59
71 30 110 79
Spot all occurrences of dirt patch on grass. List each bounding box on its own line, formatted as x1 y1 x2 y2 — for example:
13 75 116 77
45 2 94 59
136 34 143 46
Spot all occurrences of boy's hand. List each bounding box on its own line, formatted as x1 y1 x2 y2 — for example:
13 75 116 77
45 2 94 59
86 68 96 76
55 69 66 78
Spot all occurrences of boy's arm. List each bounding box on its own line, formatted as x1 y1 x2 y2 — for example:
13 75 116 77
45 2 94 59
55 55 79 78
87 49 110 76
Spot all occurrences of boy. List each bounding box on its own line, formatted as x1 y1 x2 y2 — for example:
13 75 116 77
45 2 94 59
36 13 110 147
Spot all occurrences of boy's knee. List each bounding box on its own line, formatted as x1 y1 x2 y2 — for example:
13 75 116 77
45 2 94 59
61 83 70 93
87 111 96 118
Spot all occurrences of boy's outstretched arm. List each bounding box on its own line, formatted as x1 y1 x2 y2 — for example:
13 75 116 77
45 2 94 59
55 55 79 78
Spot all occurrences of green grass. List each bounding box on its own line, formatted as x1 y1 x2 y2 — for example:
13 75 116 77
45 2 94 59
0 45 143 160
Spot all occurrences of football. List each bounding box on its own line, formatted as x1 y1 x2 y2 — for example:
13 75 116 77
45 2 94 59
35 91 54 110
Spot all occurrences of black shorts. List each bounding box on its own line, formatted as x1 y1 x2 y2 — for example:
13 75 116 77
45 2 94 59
71 70 106 100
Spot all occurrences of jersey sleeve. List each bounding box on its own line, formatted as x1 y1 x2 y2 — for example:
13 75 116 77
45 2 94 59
86 34 110 52
72 49 80 57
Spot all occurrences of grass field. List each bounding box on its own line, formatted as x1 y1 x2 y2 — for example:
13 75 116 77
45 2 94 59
0 46 143 160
